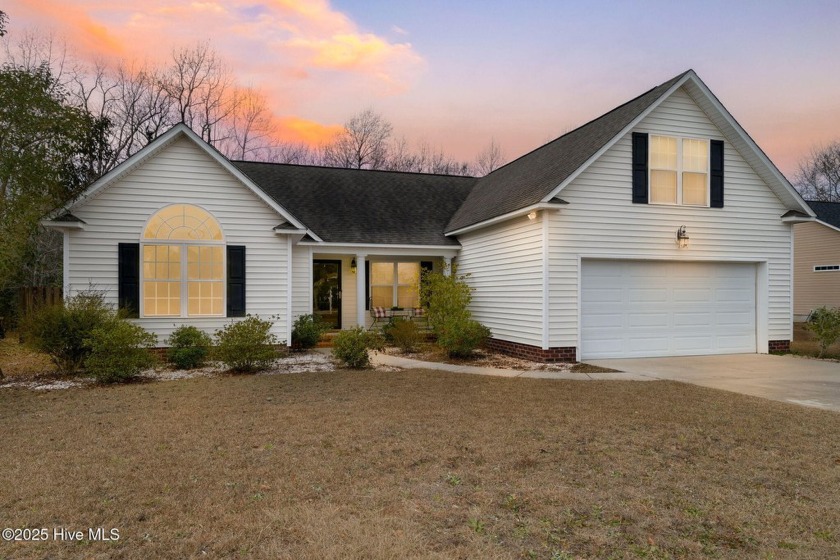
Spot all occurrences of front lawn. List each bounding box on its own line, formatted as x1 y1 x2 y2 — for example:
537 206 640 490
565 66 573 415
1 371 838 559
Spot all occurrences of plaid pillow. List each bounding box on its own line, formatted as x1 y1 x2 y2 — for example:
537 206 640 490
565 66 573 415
372 306 388 318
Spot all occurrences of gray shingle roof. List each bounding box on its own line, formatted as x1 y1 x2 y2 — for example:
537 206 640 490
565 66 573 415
233 162 476 245
807 201 840 229
445 71 690 233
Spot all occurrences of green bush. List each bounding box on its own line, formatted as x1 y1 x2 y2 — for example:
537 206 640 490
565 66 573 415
806 306 840 357
85 319 157 383
292 314 327 350
386 318 421 353
166 325 212 369
23 290 112 374
436 317 491 358
420 265 473 331
214 315 279 372
420 266 490 358
332 327 383 368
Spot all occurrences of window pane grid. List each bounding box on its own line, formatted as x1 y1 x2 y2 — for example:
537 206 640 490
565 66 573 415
648 136 709 206
370 262 420 308
142 204 225 318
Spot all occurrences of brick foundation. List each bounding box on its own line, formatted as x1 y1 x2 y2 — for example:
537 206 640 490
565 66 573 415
485 338 577 363
768 340 790 353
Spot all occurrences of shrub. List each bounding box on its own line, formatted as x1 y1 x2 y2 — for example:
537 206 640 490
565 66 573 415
386 318 421 353
420 266 490 358
436 317 491 358
332 327 383 368
166 325 212 369
214 315 279 372
806 306 840 357
23 290 112 374
420 265 473 331
85 319 157 383
292 314 327 350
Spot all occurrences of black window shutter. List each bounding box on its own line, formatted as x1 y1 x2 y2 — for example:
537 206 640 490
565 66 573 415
226 245 246 317
118 243 140 318
710 140 724 208
631 132 649 204
364 260 370 310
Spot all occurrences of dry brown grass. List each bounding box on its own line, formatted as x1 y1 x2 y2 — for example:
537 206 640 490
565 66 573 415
791 322 840 359
1 370 839 559
0 333 57 379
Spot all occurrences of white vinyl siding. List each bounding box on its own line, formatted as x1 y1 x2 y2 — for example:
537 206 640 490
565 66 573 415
548 86 791 352
66 136 291 344
457 217 544 347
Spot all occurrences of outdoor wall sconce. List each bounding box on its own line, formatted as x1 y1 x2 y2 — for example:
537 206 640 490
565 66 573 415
676 225 690 248
528 210 538 221
350 258 357 274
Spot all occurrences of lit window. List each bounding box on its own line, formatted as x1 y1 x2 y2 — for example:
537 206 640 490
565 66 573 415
649 135 709 206
141 204 225 317
370 262 420 308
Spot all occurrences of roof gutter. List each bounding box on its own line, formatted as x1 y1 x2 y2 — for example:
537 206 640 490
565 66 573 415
445 202 565 237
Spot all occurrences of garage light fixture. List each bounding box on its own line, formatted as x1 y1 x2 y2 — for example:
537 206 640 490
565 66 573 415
528 210 538 221
676 225 689 248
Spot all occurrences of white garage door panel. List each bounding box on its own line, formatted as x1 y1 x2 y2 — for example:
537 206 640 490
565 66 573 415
581 260 756 359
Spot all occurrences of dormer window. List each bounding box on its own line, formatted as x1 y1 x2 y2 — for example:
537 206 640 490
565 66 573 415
649 135 709 206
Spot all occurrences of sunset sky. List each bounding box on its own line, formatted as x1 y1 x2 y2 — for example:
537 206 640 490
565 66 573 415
5 0 840 178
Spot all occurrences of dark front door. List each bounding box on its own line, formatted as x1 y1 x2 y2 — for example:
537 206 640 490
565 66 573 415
313 260 342 329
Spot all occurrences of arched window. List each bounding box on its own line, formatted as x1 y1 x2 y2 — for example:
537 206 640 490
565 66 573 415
141 204 225 317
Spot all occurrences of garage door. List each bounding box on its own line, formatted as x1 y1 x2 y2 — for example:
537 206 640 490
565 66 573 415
581 260 756 359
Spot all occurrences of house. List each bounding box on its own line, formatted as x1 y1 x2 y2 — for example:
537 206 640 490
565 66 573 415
42 70 815 362
793 201 840 321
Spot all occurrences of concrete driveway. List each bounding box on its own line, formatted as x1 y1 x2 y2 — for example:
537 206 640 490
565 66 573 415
587 354 840 412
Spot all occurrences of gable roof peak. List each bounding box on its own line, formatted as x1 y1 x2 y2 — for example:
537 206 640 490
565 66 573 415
446 70 690 234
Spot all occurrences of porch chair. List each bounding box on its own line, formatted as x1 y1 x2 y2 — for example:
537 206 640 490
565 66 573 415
369 304 390 330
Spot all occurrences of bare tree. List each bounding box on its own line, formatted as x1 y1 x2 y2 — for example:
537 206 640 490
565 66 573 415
475 138 505 176
796 141 840 202
384 137 472 176
162 43 233 144
322 108 393 169
218 87 277 160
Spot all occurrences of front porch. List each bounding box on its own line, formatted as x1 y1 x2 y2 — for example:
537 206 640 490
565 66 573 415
294 244 458 331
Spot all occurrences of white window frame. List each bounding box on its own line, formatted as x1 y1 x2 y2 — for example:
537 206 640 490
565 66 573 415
649 135 710 207
139 204 227 319
369 260 420 308
814 265 840 272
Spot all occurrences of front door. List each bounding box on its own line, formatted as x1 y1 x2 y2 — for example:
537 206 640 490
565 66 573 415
313 260 342 329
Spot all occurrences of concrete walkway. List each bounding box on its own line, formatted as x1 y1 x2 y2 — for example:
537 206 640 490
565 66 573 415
588 353 840 412
369 352 651 380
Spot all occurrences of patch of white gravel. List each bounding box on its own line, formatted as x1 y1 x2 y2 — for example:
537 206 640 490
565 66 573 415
1 351 343 391
0 378 93 391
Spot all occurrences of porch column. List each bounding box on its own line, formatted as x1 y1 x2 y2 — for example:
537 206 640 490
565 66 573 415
356 253 367 327
443 256 452 276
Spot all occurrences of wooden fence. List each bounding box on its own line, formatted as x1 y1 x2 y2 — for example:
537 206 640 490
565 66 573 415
19 286 63 316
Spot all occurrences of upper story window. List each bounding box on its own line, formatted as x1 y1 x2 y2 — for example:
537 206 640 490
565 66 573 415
649 135 709 206
141 204 225 317
814 265 840 272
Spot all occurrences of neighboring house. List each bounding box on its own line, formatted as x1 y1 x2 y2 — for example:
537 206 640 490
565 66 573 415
43 70 814 361
794 201 840 321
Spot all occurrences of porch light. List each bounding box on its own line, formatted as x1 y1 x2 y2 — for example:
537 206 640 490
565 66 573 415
676 225 689 248
350 258 357 274
528 210 538 220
